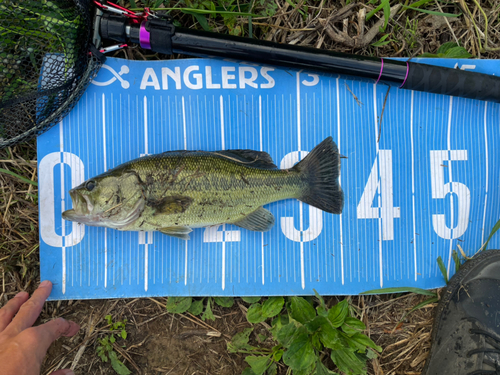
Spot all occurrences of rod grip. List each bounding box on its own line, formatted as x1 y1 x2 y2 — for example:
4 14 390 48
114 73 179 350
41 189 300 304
403 61 500 102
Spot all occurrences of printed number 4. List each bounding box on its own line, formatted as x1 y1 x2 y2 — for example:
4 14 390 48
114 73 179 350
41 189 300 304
430 150 470 239
357 150 400 241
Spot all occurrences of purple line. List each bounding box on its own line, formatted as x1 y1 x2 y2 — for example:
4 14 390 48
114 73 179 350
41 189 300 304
375 58 384 84
140 21 151 50
400 61 410 88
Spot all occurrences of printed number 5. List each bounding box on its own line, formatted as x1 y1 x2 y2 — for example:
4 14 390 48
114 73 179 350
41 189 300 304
430 150 470 239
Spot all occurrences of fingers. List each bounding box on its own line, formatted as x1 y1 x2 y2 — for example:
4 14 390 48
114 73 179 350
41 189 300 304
49 369 75 375
0 291 29 332
27 317 80 356
4 280 52 336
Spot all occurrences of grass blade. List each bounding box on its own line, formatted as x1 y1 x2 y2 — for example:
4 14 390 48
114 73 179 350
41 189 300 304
366 3 384 21
407 0 434 7
452 250 461 273
142 7 259 17
481 218 500 251
360 287 437 296
0 168 38 186
407 296 439 315
437 256 448 284
184 11 210 31
400 296 440 322
402 5 461 17
382 0 390 31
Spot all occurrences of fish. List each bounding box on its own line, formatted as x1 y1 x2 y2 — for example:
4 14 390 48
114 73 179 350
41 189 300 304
62 136 344 240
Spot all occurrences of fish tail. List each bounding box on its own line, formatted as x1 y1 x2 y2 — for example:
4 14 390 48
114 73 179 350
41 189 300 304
293 137 344 214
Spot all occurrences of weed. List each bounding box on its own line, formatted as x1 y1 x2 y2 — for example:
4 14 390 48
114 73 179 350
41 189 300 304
404 17 419 50
418 41 472 58
360 287 437 297
229 293 382 375
133 1 257 34
96 315 131 375
366 0 391 32
371 34 394 47
480 218 500 252
0 167 38 186
436 256 448 284
256 0 278 18
401 3 461 18
166 296 234 320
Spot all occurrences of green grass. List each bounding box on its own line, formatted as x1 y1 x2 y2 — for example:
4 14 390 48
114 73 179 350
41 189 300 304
0 1 84 100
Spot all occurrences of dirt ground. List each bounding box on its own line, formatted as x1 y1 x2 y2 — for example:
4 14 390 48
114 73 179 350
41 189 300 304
3 268 439 375
1 0 499 374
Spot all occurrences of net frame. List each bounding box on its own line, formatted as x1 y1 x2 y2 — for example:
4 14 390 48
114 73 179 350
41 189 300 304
0 0 103 148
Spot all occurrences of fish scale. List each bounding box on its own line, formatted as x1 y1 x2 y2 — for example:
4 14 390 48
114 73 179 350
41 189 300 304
62 137 343 240
131 153 304 229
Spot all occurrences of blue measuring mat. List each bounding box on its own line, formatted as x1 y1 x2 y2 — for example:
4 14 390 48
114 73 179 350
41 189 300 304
37 56 500 300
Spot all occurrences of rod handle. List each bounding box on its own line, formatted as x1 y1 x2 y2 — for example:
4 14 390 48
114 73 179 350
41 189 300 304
403 61 500 102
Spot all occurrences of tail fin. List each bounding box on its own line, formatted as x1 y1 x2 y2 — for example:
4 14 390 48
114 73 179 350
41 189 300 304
293 137 344 214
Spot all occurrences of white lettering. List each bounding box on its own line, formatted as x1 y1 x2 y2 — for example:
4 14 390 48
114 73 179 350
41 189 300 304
140 68 160 90
141 65 279 90
184 65 203 90
222 66 237 89
239 67 258 89
260 67 275 88
161 67 181 90
206 66 221 89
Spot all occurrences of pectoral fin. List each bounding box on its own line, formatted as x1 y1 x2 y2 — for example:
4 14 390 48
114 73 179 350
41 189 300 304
159 226 193 240
232 207 275 232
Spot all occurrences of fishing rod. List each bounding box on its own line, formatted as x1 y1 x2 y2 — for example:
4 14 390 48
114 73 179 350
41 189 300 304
96 1 500 102
1 0 499 149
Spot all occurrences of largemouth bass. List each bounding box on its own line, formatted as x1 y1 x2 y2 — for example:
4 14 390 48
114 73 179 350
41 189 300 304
62 137 344 240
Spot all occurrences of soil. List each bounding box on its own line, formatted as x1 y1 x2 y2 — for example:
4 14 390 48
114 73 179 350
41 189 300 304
29 292 437 375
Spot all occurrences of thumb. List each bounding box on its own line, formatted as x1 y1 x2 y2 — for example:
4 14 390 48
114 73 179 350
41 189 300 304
49 370 74 375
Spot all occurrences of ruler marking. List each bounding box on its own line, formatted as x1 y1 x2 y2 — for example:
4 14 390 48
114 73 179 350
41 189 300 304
482 102 489 244
446 97 454 276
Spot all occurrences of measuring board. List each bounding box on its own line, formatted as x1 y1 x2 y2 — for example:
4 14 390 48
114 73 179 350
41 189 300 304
37 56 500 300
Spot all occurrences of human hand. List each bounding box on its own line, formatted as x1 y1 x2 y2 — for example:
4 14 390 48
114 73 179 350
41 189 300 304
0 280 80 375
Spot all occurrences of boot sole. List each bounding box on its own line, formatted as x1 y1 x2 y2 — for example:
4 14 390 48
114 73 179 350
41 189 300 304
420 249 500 375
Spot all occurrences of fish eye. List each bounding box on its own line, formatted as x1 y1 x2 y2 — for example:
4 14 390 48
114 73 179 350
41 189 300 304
85 180 96 191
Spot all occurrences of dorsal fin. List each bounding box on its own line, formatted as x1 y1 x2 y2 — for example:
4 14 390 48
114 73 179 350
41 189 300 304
212 150 277 169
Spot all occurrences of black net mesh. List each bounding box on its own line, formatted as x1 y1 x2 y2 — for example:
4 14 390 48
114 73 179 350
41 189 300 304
0 0 103 148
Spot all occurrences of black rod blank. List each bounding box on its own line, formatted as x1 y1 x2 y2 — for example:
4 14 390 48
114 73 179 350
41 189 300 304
100 13 500 103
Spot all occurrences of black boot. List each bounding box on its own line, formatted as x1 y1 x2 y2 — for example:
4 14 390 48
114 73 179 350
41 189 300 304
422 249 500 375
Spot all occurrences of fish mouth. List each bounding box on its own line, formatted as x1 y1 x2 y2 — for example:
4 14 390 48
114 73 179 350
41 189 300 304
62 190 97 224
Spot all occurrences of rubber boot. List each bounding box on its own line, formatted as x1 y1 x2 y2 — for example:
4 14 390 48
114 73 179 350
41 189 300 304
422 249 500 375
